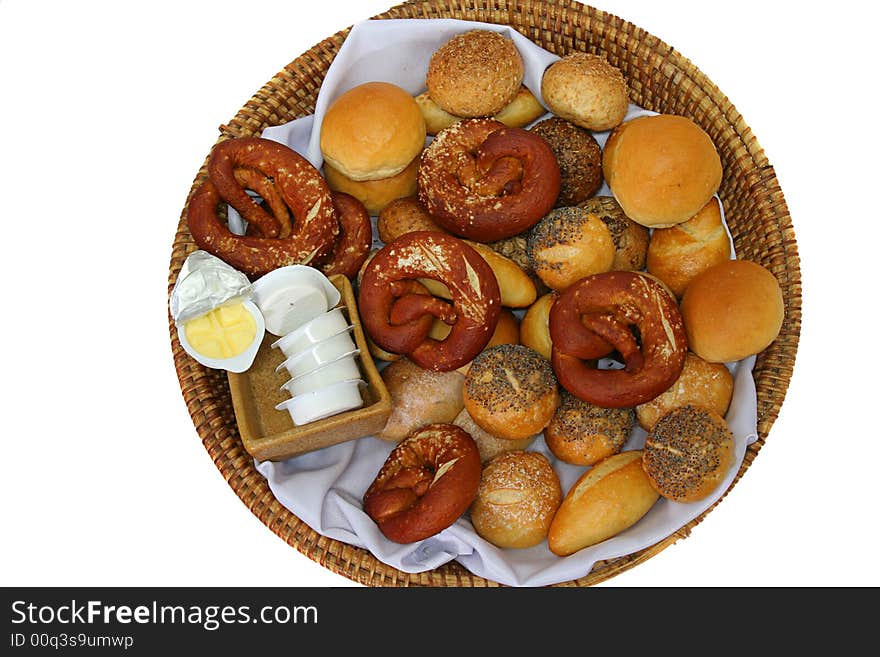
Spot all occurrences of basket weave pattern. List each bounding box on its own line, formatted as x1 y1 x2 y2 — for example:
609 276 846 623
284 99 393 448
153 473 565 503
167 0 801 587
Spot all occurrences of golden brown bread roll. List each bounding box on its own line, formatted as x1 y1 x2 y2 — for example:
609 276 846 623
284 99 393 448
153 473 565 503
324 156 420 216
647 197 731 297
636 352 734 431
426 30 524 118
529 117 603 207
519 291 557 360
680 259 785 363
377 357 465 442
548 450 659 556
577 196 649 271
452 408 535 465
463 344 559 440
320 81 427 181
376 195 447 243
416 86 546 135
470 450 562 549
544 390 635 466
540 52 629 131
603 114 722 228
527 207 616 290
642 405 735 503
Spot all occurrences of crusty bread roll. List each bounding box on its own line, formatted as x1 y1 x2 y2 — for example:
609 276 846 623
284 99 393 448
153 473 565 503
577 196 649 271
430 308 520 374
642 405 735 503
545 390 635 466
320 81 427 181
519 291 557 360
647 196 731 297
426 30 524 118
548 450 659 556
377 357 465 442
529 117 603 207
416 85 546 135
376 195 447 243
636 352 734 431
464 344 559 440
470 450 562 549
527 207 615 290
603 114 722 228
323 156 419 216
540 52 629 131
452 408 535 464
680 259 785 363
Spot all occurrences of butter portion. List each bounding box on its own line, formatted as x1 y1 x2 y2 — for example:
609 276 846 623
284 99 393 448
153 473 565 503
184 302 257 359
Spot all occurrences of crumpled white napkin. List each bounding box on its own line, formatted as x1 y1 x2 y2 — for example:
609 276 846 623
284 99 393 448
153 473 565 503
249 18 759 587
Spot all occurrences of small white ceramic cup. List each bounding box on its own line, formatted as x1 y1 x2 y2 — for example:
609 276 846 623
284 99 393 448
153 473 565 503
280 352 362 397
275 379 366 426
251 265 341 337
271 307 351 358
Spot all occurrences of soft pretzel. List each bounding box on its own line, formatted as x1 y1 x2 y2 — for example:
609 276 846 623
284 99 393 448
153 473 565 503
363 423 481 544
417 118 560 242
358 231 501 372
318 191 373 279
187 137 340 277
549 271 688 408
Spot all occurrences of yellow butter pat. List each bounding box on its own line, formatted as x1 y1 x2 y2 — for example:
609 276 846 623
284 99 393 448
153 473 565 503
184 302 257 359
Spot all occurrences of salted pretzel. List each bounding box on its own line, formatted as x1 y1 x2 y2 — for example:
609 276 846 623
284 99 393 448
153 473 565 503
417 118 561 242
186 137 341 277
358 231 501 372
363 423 482 544
549 271 688 408
318 191 373 279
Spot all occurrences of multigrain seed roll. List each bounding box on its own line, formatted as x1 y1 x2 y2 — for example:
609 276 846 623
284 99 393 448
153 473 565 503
642 405 736 503
577 196 650 271
463 344 559 440
529 117 603 207
527 207 615 290
545 390 635 466
636 352 734 431
426 30 525 118
470 450 562 549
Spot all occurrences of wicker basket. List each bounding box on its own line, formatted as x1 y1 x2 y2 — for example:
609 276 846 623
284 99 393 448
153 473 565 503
167 0 801 587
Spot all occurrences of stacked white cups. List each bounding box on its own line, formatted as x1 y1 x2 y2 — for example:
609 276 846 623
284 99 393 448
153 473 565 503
251 266 366 426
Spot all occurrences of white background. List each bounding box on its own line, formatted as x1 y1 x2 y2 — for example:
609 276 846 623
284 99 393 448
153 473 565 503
1 0 876 588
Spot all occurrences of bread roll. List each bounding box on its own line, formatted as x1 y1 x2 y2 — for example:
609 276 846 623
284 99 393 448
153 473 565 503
519 291 557 360
453 408 535 464
426 30 524 118
470 450 562 549
376 195 447 243
642 405 735 503
529 117 603 207
603 114 722 228
548 450 659 556
323 156 419 216
527 207 615 290
636 352 734 431
680 259 785 363
577 196 649 271
377 357 465 442
320 81 427 181
464 344 559 440
416 85 546 135
545 390 635 466
647 197 731 297
540 52 629 131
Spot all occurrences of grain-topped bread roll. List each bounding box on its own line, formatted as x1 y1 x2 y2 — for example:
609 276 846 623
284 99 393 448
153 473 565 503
647 196 731 297
680 259 785 363
470 450 562 549
464 344 559 440
320 81 426 181
642 405 735 503
529 117 603 207
636 352 734 431
426 30 524 118
577 196 649 271
377 357 465 442
548 450 659 556
545 390 635 466
540 52 629 131
603 114 722 228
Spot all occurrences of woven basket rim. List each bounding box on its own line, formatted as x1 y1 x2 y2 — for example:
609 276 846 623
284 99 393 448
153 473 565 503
167 0 802 587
